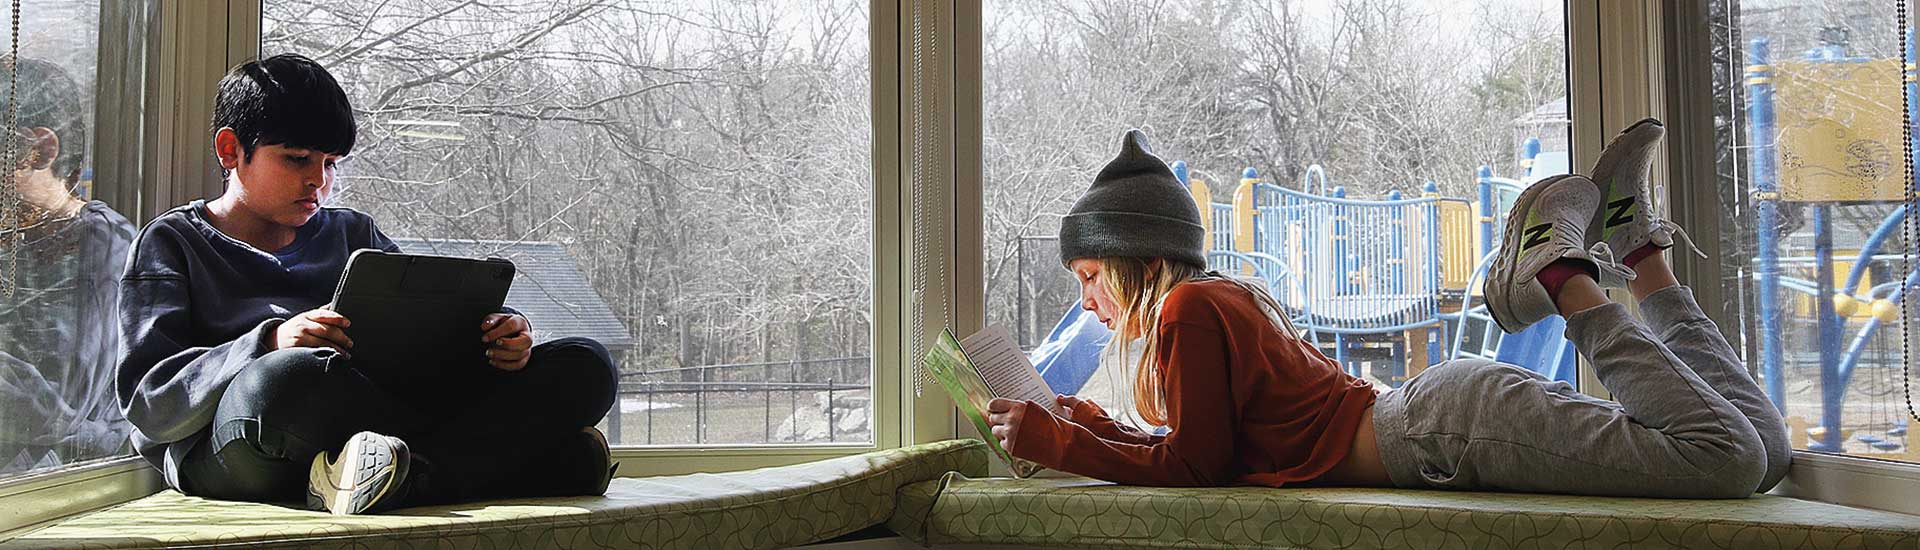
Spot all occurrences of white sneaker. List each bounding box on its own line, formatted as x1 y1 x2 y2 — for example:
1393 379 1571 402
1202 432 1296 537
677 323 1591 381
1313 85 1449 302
1586 117 1700 286
1485 175 1635 333
307 431 412 515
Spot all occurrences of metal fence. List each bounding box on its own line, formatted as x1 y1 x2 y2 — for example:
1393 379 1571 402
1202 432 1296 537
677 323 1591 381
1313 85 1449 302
1014 236 1078 348
608 356 872 445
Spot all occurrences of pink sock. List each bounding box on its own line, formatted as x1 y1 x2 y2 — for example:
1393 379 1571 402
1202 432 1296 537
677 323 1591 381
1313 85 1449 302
1535 259 1595 300
1622 244 1662 269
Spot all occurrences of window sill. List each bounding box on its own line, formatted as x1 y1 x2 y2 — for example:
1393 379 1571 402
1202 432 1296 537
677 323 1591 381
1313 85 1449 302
0 457 162 538
0 444 889 538
5 446 1916 542
1771 450 1920 517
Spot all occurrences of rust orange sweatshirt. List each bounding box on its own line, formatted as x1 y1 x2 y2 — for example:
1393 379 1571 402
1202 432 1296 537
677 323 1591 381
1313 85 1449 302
1009 277 1378 487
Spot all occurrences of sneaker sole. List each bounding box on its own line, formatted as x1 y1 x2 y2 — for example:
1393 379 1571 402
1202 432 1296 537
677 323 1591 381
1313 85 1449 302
1617 117 1663 137
1587 118 1664 247
1588 117 1662 198
1487 174 1581 334
306 434 409 515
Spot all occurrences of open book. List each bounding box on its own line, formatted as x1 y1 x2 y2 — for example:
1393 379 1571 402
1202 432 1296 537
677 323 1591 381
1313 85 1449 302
921 327 1065 478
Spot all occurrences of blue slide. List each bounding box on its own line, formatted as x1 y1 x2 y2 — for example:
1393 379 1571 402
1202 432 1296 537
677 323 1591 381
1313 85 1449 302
1028 304 1112 395
1494 315 1577 386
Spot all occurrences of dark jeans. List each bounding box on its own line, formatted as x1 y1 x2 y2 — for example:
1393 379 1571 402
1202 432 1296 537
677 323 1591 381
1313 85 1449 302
176 337 617 506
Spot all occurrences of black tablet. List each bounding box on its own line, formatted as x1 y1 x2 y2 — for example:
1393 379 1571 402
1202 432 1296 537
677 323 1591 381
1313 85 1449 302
330 249 516 386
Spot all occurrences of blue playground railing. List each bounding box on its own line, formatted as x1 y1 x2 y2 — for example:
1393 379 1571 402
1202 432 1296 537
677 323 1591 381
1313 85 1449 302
1240 176 1471 381
1209 203 1235 250
1208 202 1241 272
1251 184 1455 332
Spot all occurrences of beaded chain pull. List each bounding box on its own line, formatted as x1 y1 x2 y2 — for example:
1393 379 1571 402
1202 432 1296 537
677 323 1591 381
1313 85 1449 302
1904 0 1920 425
0 0 20 299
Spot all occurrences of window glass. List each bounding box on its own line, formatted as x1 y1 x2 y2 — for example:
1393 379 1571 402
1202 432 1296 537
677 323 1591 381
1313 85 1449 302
984 0 1571 426
1708 0 1918 462
262 0 874 446
0 0 140 478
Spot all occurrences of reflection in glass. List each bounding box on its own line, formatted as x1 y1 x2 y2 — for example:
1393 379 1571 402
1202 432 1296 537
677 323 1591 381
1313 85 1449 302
1709 0 1917 462
0 54 135 477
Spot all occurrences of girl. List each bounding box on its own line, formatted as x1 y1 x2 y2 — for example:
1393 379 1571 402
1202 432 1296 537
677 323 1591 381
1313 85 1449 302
985 123 1791 498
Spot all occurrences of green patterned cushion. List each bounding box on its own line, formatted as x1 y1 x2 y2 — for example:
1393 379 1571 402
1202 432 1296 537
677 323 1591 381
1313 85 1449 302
887 474 1920 550
3 440 989 550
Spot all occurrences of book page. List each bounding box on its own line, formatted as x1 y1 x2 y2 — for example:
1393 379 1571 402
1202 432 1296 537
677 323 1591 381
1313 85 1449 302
960 327 1068 416
922 328 1048 478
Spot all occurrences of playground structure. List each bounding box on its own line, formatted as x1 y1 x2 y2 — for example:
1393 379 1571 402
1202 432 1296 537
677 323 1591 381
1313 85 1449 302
1173 145 1578 388
1745 32 1919 458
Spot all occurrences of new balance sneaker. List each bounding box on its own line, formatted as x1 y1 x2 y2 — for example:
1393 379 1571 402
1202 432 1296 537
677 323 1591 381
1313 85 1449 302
1586 117 1700 286
1485 175 1635 333
307 431 412 515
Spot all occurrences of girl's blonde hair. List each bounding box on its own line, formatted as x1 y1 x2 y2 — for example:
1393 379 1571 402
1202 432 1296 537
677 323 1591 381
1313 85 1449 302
1095 256 1299 426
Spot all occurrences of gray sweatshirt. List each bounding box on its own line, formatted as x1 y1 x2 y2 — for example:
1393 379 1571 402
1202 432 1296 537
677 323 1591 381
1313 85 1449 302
115 200 398 488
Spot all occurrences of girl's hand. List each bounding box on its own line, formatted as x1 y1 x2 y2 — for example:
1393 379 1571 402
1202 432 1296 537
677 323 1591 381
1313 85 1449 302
986 398 1026 454
1057 394 1108 421
274 306 353 355
481 313 533 371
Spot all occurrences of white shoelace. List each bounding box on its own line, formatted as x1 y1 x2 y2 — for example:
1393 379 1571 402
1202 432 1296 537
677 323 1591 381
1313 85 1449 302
1585 241 1639 284
1654 218 1709 259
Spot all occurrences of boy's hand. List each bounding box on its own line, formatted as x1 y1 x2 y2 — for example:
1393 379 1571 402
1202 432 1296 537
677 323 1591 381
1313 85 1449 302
986 398 1027 454
481 313 533 371
274 306 353 355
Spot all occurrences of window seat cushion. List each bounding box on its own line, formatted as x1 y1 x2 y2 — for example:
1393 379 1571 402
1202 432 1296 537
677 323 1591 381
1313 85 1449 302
886 474 1920 550
1 439 989 550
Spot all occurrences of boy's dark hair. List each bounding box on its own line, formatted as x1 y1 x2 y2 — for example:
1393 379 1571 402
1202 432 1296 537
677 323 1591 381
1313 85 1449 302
212 54 355 160
0 55 89 183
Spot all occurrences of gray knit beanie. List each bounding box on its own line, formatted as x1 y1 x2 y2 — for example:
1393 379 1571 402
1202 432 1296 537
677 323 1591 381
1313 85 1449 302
1058 129 1207 270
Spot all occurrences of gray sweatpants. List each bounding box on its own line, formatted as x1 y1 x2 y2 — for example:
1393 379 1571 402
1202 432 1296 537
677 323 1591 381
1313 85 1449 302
1374 286 1792 498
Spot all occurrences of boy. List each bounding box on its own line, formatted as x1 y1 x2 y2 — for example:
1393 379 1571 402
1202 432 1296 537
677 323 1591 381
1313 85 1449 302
116 54 618 514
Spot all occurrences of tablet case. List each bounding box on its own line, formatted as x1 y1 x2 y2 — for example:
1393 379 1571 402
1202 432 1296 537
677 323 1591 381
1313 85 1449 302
330 249 516 387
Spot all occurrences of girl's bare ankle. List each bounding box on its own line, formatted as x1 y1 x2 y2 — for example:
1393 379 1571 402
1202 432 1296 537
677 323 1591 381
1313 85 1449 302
1553 275 1612 317
1627 252 1680 301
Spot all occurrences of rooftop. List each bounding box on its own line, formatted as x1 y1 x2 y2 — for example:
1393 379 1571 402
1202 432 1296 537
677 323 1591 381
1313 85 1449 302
390 238 634 352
